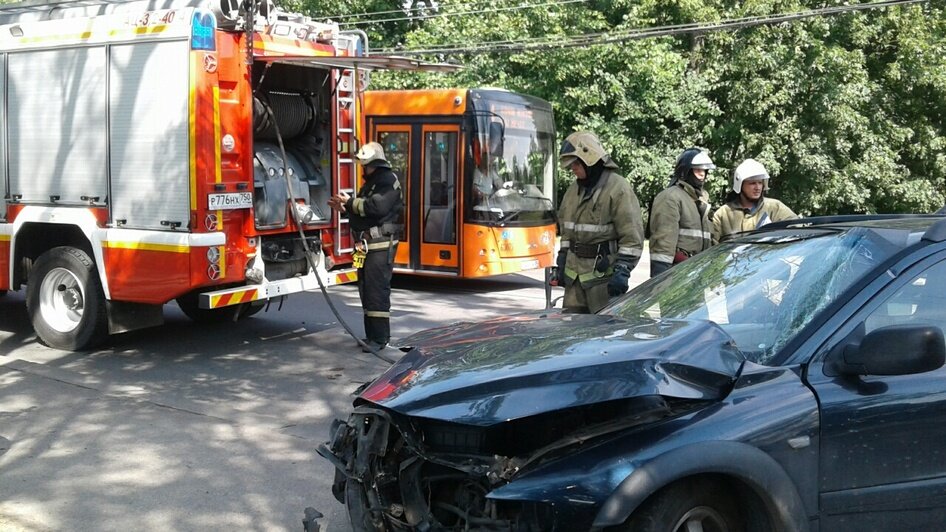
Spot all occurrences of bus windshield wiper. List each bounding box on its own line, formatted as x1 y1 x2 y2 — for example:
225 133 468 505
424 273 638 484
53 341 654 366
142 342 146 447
495 210 522 224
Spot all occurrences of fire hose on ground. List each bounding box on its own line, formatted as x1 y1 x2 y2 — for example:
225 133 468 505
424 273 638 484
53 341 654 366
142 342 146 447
262 102 397 365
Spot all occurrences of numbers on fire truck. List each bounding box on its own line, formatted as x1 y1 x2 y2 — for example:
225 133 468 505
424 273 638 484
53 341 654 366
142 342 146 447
133 10 177 28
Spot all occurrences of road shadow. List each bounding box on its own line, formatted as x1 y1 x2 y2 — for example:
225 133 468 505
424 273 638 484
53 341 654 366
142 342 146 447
0 292 36 356
392 271 544 294
0 274 560 531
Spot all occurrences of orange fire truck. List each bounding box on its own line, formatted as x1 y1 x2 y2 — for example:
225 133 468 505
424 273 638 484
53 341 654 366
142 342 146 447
0 0 451 350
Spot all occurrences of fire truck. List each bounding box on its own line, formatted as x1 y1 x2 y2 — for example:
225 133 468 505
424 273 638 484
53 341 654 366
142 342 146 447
0 0 452 351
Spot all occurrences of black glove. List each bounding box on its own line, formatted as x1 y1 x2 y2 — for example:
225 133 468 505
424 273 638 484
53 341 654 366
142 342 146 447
608 262 631 297
554 249 567 285
650 260 672 278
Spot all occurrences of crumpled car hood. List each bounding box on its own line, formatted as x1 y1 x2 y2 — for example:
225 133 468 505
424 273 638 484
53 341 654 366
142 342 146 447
357 313 745 426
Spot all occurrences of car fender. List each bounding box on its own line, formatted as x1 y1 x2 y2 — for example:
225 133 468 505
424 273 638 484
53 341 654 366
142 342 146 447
592 440 809 532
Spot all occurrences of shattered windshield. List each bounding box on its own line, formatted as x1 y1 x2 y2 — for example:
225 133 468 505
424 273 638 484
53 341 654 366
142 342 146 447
467 101 555 225
603 228 902 365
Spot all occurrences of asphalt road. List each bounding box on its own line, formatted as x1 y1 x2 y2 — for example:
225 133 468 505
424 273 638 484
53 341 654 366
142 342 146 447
0 271 546 532
0 261 650 532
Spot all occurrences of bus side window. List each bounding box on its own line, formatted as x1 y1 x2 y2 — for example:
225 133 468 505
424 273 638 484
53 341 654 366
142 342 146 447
424 132 457 244
425 206 455 244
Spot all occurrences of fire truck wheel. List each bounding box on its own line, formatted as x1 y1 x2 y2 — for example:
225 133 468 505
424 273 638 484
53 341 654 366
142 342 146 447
241 303 265 318
26 246 107 351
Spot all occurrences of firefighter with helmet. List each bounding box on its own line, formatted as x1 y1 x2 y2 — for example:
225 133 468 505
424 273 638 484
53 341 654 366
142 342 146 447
555 131 644 313
648 147 715 277
328 142 403 352
712 158 797 243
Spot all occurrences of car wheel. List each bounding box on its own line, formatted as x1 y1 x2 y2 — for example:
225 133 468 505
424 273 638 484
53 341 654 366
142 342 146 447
623 478 744 532
26 246 107 351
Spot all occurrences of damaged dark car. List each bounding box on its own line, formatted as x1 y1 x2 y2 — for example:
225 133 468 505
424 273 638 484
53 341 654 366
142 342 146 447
320 215 946 532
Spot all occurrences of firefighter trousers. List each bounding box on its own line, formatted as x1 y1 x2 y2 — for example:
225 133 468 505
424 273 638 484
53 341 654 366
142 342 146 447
563 277 610 314
357 243 398 345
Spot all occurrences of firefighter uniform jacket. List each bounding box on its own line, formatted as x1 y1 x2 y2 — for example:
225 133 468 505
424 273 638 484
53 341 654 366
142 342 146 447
712 197 797 243
649 181 712 271
346 167 403 240
558 170 644 286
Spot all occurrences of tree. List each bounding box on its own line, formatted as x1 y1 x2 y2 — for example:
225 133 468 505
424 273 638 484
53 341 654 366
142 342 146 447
298 0 946 215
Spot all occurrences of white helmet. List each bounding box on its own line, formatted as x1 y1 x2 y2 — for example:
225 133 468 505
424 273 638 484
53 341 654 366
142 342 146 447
355 142 391 169
559 131 618 169
733 158 770 194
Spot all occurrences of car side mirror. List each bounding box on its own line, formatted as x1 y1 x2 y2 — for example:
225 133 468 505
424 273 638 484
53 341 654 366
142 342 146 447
828 324 946 377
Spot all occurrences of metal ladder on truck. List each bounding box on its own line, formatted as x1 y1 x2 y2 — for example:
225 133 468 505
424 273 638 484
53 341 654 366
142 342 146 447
332 31 364 257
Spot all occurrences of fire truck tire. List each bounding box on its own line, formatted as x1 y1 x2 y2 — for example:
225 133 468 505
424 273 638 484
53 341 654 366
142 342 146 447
26 246 107 351
241 303 265 318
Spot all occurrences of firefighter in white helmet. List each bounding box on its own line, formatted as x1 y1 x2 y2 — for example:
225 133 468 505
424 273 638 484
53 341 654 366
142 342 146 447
328 142 403 352
711 158 797 243
555 131 644 313
648 147 715 277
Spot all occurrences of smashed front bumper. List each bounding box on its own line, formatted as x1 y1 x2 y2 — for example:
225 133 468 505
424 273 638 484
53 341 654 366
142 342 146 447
319 406 556 531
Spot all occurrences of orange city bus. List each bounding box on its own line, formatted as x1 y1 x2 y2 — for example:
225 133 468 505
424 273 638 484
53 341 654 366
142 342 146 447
363 88 557 278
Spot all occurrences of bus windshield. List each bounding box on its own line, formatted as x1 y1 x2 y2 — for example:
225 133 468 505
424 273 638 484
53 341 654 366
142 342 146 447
468 97 555 225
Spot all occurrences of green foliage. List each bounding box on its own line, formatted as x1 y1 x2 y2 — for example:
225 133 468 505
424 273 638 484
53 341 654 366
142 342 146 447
297 0 945 215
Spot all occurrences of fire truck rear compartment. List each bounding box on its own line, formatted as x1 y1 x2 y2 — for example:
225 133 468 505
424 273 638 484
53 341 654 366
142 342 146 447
258 234 321 280
252 64 333 231
250 63 336 285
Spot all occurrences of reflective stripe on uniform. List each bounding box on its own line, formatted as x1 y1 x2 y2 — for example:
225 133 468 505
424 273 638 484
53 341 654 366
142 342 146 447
565 266 610 284
366 240 398 251
365 310 390 318
560 240 570 249
577 269 608 283
650 253 675 264
352 197 367 216
562 221 614 233
618 246 642 257
679 228 711 239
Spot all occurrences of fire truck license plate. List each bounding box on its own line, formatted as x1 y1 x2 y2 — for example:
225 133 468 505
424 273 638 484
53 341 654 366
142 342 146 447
208 192 253 210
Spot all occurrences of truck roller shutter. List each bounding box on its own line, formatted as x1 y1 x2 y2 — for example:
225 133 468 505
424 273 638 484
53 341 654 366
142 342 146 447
109 41 189 231
8 48 108 205
0 53 5 222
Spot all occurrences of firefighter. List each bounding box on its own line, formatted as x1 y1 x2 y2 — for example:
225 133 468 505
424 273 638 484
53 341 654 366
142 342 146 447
648 147 715 277
328 142 403 352
712 158 797 243
555 131 644 313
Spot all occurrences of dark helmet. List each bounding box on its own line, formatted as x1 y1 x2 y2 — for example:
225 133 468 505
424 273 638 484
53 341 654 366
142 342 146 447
672 147 715 189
